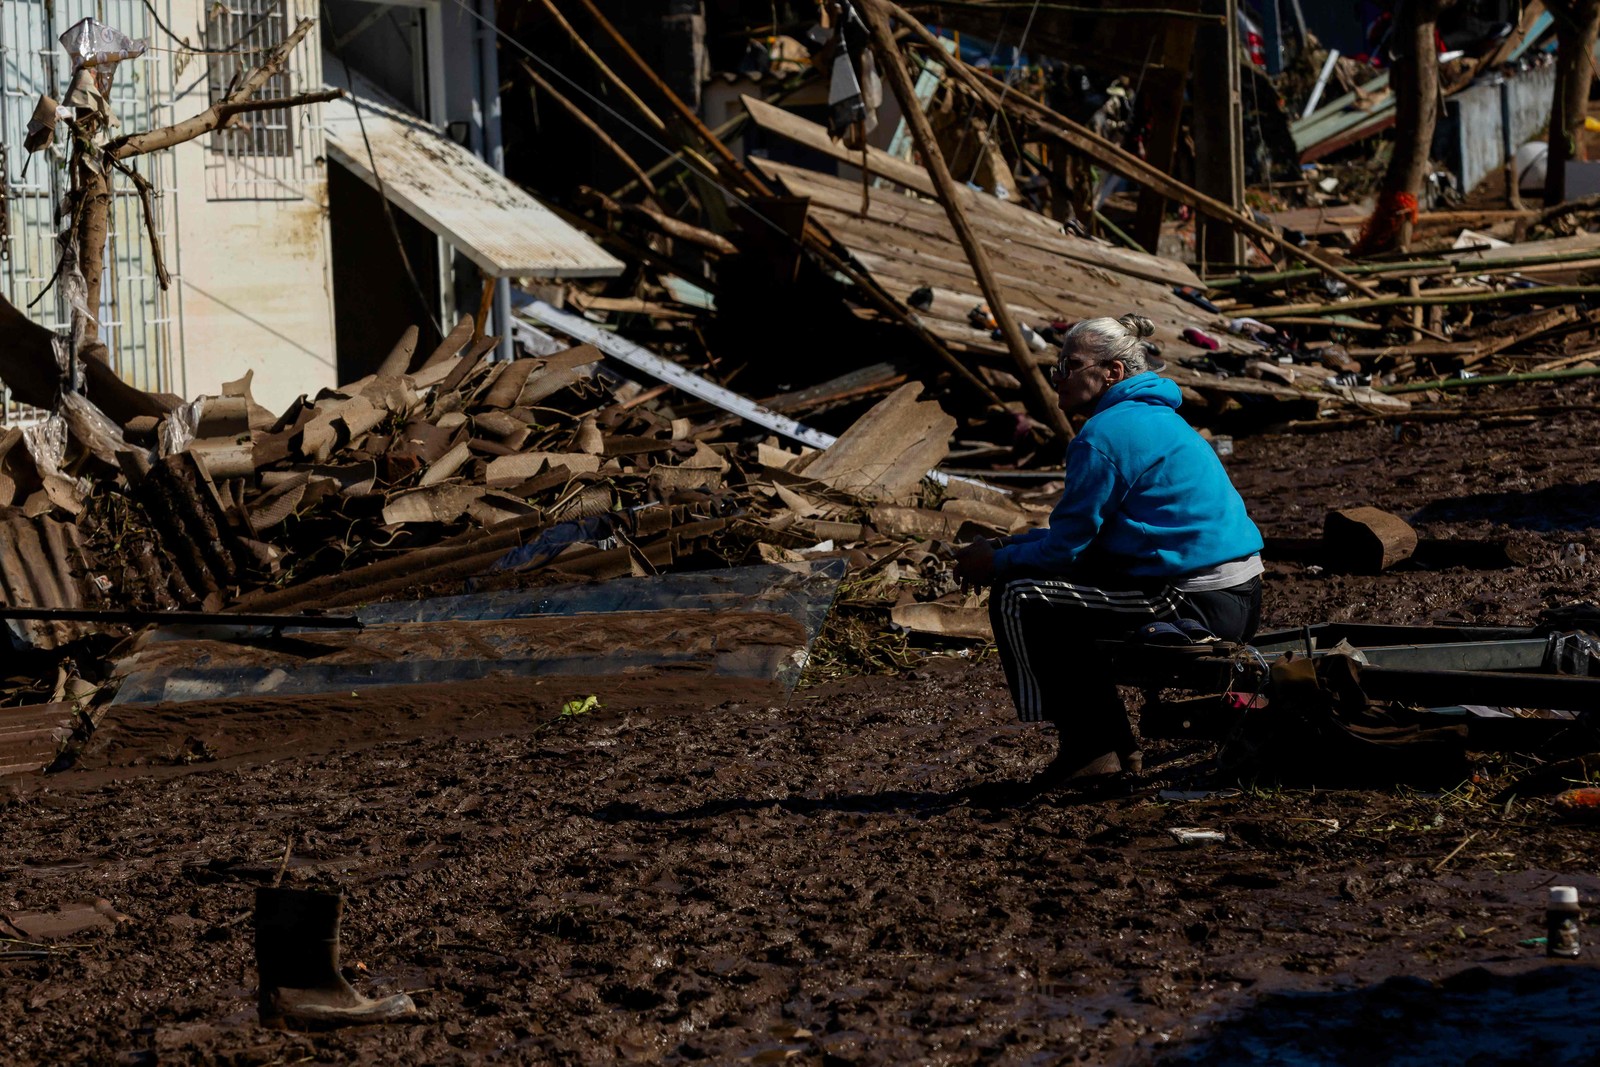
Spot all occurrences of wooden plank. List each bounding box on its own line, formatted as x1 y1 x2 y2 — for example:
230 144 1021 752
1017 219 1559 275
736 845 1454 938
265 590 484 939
0 702 74 778
1325 507 1418 574
741 95 1060 236
888 10 1369 293
751 154 1201 289
858 0 1068 440
764 162 1208 321
1447 232 1600 264
792 222 1173 329
790 180 1166 301
800 382 955 504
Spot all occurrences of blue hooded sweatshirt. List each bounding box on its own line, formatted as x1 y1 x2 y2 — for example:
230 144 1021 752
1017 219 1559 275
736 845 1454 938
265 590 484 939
993 373 1262 581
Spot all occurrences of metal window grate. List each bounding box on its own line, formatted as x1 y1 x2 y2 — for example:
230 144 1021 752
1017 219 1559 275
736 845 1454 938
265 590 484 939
202 0 321 201
206 0 293 157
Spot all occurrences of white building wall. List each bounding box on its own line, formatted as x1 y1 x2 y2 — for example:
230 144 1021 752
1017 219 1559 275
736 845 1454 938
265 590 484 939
168 0 337 413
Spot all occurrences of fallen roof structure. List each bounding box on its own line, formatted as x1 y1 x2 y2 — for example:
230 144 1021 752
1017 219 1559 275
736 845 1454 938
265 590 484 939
322 60 625 280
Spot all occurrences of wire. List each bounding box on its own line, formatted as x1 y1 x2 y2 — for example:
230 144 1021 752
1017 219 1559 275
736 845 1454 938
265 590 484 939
443 0 796 242
320 0 442 335
137 0 283 57
990 0 1042 116
955 0 1040 192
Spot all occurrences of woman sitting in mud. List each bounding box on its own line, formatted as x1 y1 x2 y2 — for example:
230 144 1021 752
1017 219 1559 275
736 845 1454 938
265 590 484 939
954 313 1263 793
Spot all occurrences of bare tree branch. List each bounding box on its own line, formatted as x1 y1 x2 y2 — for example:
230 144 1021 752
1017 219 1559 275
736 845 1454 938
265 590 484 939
104 16 319 161
110 87 341 159
108 157 170 290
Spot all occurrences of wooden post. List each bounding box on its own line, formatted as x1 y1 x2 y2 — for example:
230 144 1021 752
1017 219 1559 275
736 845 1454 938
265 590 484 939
520 59 664 208
1544 0 1600 205
1132 14 1200 254
1193 0 1245 267
571 0 1001 407
859 0 1072 440
573 0 773 199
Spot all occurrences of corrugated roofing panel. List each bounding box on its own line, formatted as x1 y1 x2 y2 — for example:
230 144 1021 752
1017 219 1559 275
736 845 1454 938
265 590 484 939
0 701 74 777
321 59 624 280
0 513 98 649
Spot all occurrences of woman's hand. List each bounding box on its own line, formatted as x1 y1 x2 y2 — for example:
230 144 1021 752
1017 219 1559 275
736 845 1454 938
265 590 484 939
953 538 998 591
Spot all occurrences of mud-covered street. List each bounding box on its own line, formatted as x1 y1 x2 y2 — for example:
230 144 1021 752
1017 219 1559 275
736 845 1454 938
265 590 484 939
5 384 1600 1066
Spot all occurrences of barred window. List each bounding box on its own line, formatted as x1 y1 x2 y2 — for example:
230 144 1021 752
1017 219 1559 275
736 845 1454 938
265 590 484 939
206 0 293 157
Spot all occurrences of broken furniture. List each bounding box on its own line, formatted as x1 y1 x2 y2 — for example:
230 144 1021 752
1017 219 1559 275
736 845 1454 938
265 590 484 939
1105 623 1600 784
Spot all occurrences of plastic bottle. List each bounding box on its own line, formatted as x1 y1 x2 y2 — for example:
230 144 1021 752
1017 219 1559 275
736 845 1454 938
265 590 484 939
1548 886 1581 958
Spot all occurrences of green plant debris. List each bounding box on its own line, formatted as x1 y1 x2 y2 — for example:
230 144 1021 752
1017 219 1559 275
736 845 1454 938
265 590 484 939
801 606 923 684
560 695 602 717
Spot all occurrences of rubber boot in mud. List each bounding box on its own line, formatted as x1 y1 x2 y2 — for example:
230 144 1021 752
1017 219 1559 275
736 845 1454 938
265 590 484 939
254 886 417 1030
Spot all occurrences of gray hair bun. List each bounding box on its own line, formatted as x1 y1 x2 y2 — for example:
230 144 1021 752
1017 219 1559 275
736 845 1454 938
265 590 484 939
1117 313 1155 339
1063 313 1161 375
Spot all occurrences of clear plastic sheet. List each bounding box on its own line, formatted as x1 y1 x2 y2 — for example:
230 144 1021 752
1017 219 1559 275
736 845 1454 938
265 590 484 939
113 560 847 704
21 416 68 477
58 17 147 97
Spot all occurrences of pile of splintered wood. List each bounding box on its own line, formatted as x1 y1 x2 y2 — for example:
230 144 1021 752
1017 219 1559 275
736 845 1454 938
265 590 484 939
526 3 1600 456
0 313 1049 646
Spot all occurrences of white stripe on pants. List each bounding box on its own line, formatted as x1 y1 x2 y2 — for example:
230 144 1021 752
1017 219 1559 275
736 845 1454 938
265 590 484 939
994 577 1182 722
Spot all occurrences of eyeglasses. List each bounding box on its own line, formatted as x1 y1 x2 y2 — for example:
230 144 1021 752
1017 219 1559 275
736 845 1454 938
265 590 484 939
1050 356 1097 384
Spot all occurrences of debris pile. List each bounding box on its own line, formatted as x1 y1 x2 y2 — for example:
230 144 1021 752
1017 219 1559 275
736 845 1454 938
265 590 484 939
0 315 1038 652
3 0 1600 780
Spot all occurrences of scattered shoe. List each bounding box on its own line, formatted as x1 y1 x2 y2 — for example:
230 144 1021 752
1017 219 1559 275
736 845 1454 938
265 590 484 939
255 887 417 1031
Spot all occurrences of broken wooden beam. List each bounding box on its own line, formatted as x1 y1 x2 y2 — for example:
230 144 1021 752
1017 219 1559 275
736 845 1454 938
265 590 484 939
882 0 1375 297
860 0 1071 441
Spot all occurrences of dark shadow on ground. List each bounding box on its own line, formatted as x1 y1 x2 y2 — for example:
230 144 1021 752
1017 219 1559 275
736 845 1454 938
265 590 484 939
574 778 1153 824
1412 482 1600 532
574 748 1210 824
1156 964 1600 1065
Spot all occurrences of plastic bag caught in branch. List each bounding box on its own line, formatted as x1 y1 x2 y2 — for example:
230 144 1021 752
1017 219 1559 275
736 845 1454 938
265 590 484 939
22 415 68 477
158 399 201 457
59 18 148 97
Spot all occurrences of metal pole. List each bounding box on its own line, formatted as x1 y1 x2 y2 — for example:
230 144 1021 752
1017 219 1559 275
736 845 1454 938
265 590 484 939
478 0 513 363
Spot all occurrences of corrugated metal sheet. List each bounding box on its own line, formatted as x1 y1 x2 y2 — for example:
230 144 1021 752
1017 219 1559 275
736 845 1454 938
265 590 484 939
0 512 100 649
1439 64 1556 196
1291 72 1393 162
321 58 624 280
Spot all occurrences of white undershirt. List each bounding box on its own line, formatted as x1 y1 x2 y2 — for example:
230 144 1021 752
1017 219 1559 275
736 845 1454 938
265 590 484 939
1174 553 1264 593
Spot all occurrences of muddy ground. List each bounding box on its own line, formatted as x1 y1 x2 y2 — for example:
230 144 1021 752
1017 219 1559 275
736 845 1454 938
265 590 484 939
6 382 1600 1065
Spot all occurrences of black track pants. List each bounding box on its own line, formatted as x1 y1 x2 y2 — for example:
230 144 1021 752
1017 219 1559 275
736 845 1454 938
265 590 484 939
988 573 1262 760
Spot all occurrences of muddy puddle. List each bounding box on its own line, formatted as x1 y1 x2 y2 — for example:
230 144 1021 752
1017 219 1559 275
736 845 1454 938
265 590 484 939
4 382 1600 1064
